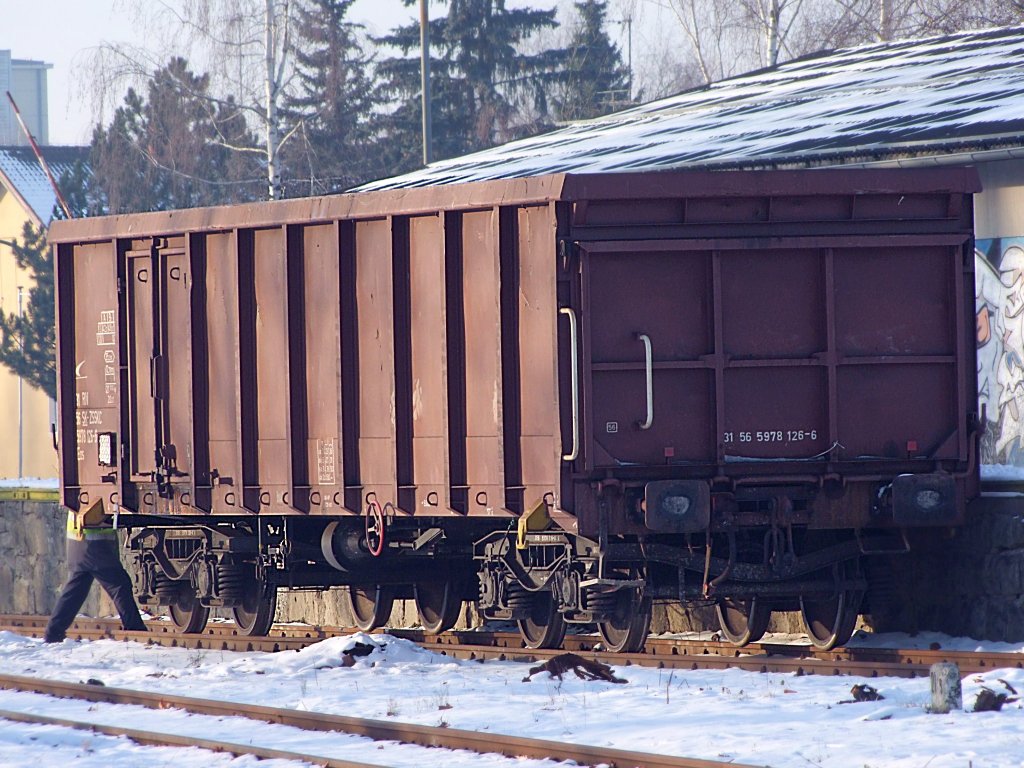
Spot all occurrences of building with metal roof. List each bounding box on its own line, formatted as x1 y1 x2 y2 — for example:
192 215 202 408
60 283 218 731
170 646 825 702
361 25 1024 189
362 25 1024 480
0 146 83 225
0 145 86 482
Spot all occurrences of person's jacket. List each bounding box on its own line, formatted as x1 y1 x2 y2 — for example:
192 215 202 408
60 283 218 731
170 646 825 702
66 500 117 541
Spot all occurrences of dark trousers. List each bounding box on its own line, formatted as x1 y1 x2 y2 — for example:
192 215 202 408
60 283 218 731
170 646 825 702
45 536 147 642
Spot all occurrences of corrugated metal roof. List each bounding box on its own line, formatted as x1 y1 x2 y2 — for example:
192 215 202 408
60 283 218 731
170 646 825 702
358 26 1024 191
0 145 86 223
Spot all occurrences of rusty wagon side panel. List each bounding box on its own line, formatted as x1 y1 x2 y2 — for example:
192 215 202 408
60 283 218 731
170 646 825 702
51 189 566 525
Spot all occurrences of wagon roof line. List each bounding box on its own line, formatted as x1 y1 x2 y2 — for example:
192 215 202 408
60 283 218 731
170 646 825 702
48 165 980 244
47 173 569 243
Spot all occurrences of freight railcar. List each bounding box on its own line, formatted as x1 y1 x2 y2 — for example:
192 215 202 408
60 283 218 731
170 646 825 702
48 167 980 651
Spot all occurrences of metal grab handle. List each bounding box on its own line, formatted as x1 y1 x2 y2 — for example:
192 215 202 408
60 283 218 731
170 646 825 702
560 307 579 461
638 333 653 430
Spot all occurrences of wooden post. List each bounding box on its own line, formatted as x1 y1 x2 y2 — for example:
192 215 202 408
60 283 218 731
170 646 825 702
929 662 962 713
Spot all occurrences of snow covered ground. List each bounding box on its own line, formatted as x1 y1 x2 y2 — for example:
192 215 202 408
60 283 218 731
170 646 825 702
1 628 1023 768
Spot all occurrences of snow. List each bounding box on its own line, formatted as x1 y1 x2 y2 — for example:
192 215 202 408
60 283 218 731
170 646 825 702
2 628 1024 766
0 478 58 489
0 147 85 223
980 464 1024 483
356 26 1024 191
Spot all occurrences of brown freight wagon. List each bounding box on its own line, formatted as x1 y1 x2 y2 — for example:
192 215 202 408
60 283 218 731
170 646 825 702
48 166 981 650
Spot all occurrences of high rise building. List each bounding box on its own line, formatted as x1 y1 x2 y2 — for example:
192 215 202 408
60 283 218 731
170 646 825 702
0 50 51 146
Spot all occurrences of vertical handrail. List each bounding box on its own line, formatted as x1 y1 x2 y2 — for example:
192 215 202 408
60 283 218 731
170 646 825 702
638 333 653 429
560 307 579 461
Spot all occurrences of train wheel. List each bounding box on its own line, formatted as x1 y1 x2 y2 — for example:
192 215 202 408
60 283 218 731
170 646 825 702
414 581 462 634
344 585 394 631
516 591 567 650
597 590 651 653
168 589 210 634
232 578 277 636
716 597 771 646
800 561 862 650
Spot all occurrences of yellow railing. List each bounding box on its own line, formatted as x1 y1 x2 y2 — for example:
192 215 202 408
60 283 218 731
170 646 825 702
0 488 59 502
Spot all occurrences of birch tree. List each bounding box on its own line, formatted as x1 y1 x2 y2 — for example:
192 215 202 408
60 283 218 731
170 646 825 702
737 0 807 67
667 0 813 79
668 0 749 83
665 0 1017 87
92 0 301 199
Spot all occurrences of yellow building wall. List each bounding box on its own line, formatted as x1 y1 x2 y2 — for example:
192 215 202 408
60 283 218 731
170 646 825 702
0 186 58 480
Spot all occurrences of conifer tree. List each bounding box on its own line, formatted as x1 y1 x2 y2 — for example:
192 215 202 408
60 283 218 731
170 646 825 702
282 0 381 193
374 0 567 173
0 162 95 400
559 0 630 121
90 57 263 213
0 221 56 400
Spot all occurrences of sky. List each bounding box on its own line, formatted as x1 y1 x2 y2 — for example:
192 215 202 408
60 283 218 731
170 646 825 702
2 626 1024 766
4 0 429 146
4 0 651 147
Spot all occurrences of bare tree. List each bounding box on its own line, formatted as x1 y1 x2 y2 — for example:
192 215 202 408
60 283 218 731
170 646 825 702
667 0 750 83
666 0 841 81
827 0 1018 42
93 0 301 199
737 0 808 67
661 0 1017 89
602 0 703 100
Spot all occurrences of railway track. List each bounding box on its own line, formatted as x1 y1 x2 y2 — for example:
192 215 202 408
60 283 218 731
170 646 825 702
2 613 1021 679
0 707 384 768
0 672 757 768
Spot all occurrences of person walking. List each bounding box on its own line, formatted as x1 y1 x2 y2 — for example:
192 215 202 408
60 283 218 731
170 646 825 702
44 499 146 643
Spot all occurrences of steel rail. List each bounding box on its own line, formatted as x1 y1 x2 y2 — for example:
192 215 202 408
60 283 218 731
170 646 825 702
0 708 381 768
414 629 1024 673
0 673 760 768
404 641 935 678
3 613 1022 677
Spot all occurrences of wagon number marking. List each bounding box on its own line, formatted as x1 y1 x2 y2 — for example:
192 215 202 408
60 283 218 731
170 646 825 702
723 429 818 444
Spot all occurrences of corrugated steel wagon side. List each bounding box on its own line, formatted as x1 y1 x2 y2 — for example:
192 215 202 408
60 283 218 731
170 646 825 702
48 166 980 648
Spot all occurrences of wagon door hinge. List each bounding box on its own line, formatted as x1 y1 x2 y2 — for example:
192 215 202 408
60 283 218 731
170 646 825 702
558 239 576 272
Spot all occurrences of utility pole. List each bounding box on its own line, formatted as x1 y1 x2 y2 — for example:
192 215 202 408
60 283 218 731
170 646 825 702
420 0 433 165
613 15 634 104
625 12 632 103
17 285 23 480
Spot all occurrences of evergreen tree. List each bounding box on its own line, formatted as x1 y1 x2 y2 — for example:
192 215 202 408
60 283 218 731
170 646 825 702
90 57 264 214
0 221 56 400
0 162 96 400
373 0 568 174
558 0 630 121
282 0 382 194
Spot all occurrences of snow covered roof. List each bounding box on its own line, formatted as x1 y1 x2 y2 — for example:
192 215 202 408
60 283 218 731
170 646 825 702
359 25 1024 191
0 146 86 224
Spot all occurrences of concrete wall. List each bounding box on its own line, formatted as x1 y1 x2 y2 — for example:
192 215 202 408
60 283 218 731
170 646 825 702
4 497 1020 640
975 159 1024 240
881 495 1024 640
0 501 107 618
0 500 469 630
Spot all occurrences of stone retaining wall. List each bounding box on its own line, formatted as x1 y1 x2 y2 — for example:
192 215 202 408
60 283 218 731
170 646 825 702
882 495 1024 639
0 501 110 620
3 497 1022 639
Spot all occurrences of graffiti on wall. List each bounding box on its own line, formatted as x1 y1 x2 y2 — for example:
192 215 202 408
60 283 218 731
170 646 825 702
976 238 1024 469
